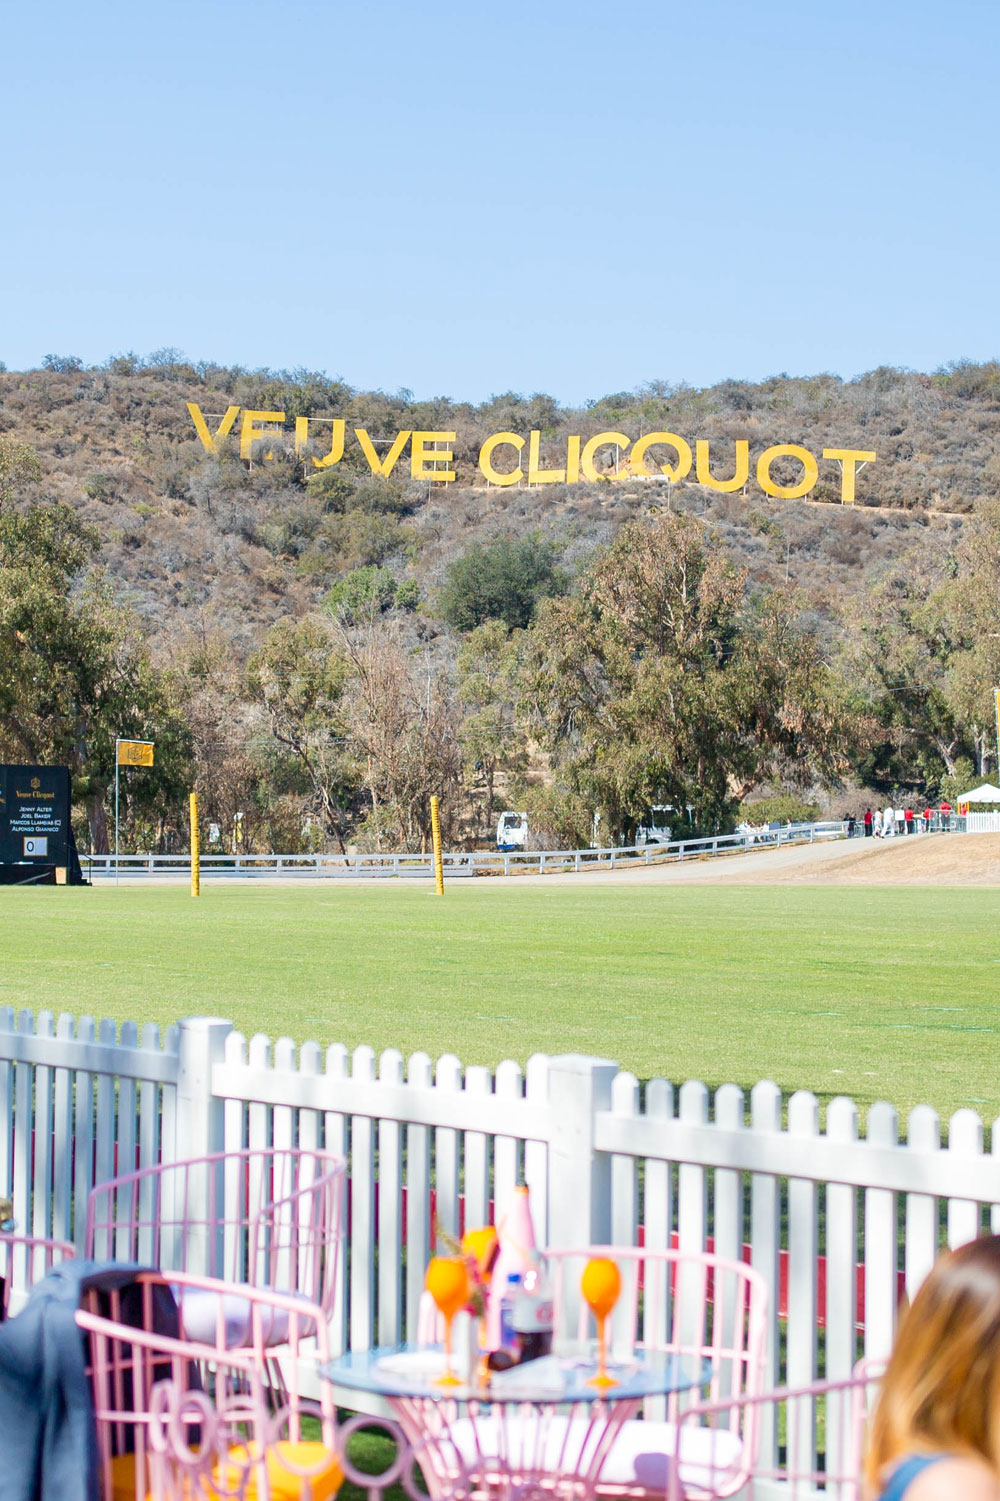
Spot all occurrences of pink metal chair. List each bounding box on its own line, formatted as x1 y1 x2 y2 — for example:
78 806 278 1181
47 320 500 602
546 1246 768 1500
665 1359 885 1500
428 1246 767 1501
85 1148 345 1347
146 1378 344 1501
76 1269 341 1501
0 1229 76 1319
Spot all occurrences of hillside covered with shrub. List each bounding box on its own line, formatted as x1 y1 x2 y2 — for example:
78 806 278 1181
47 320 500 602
2 353 999 854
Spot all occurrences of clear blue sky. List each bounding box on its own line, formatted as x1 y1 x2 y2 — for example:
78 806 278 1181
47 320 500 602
2 0 998 403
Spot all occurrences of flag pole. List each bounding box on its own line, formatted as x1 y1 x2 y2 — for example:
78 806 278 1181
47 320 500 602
114 738 120 887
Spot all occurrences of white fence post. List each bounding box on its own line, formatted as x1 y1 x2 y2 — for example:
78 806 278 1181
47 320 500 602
750 1079 782 1468
172 1017 233 1273
547 1053 617 1339
904 1105 939 1298
174 1017 232 1163
547 1054 617 1250
786 1090 819 1475
864 1101 899 1365
947 1109 984 1248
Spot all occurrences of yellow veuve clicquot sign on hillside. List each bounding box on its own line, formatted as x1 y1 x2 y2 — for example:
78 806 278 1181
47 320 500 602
117 741 154 766
185 403 877 505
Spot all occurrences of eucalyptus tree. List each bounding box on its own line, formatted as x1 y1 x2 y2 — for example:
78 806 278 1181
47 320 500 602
517 513 852 839
0 503 191 850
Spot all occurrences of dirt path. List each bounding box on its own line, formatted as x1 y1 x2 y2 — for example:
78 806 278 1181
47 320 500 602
501 833 1000 887
731 831 1000 885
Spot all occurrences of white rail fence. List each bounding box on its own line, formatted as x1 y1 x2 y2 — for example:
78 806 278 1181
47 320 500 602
82 820 848 880
2 1009 997 1479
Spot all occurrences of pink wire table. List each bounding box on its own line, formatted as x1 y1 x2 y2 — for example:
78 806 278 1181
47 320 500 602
322 1346 709 1501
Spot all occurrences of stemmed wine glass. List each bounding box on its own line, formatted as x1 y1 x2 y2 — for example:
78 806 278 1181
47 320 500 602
425 1256 471 1386
581 1257 622 1388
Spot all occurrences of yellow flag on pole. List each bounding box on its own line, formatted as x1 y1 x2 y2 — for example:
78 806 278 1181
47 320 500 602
117 741 154 767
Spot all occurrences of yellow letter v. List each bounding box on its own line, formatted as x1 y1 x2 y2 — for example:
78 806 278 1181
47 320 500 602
187 402 240 455
355 428 411 477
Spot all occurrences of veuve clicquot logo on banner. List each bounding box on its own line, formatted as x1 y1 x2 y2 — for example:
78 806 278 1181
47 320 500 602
116 740 154 767
186 403 876 505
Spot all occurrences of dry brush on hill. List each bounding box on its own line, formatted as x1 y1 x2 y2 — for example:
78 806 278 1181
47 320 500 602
1 355 998 852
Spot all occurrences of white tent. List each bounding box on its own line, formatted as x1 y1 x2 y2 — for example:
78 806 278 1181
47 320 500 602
956 783 1000 804
956 783 1000 832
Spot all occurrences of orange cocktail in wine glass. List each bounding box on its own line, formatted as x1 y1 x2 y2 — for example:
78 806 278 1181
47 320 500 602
425 1256 470 1385
581 1257 622 1388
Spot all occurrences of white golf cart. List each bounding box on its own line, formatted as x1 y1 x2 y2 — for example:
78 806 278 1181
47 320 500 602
635 806 674 846
496 811 529 852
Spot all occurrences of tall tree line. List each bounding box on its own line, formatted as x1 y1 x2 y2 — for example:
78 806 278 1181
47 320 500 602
3 430 1000 853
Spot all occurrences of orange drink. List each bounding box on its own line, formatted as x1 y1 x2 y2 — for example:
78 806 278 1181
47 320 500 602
582 1258 622 1388
426 1256 470 1384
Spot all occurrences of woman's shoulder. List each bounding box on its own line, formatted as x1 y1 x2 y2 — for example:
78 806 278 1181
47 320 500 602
903 1454 1000 1500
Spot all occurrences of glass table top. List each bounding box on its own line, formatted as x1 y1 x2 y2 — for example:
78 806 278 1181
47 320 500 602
321 1346 710 1405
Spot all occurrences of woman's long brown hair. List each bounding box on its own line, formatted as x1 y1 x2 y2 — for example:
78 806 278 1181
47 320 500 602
865 1236 1000 1488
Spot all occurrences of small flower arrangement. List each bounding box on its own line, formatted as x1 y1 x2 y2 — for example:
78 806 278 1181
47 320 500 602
434 1220 498 1318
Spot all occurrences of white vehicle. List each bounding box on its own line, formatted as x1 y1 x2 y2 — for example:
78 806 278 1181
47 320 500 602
635 806 673 846
496 811 529 852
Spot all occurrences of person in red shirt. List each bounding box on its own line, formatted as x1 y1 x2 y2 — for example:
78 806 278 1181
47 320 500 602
922 807 931 832
863 807 873 837
905 807 915 835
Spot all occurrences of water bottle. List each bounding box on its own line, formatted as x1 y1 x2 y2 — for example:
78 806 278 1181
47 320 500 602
488 1272 523 1370
513 1257 554 1364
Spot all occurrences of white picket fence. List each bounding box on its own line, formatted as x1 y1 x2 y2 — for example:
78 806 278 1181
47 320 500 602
966 810 1000 832
2 1008 998 1481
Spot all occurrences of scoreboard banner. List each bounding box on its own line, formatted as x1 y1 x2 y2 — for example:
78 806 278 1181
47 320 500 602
0 765 72 866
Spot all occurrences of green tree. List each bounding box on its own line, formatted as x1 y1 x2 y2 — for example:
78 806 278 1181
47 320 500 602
0 436 41 506
518 514 851 839
326 565 398 623
837 506 1000 795
0 503 192 850
840 556 969 795
937 499 1000 778
170 628 304 856
739 794 820 825
333 616 462 851
245 615 358 851
456 620 528 834
439 534 566 633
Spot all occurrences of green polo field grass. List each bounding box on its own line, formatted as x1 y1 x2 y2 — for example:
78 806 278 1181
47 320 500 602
2 881 997 1120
